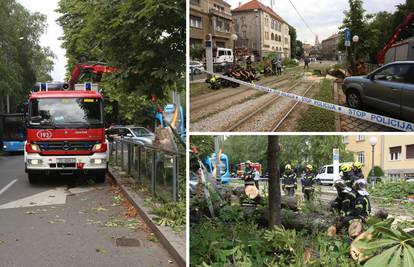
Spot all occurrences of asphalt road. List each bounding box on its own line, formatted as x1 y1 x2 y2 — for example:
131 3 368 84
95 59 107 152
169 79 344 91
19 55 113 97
0 154 177 267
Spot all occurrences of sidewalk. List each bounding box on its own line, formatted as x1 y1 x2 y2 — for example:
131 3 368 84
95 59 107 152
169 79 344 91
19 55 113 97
108 167 186 267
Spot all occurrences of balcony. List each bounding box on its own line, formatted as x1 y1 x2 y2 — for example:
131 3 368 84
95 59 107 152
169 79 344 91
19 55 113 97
208 7 232 20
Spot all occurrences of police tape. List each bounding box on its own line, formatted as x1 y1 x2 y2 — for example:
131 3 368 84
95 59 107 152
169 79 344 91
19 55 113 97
201 70 414 132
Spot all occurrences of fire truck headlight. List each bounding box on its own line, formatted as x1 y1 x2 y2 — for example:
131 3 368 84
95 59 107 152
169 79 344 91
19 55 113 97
29 159 42 165
30 144 41 152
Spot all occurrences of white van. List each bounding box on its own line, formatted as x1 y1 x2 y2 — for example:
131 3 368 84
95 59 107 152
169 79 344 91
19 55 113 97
316 162 353 185
214 48 233 64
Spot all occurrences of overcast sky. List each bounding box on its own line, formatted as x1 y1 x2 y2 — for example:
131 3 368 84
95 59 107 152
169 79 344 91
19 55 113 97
17 0 66 81
228 0 404 44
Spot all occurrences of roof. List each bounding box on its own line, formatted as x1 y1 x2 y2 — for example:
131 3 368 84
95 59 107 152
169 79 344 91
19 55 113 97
232 0 287 24
29 90 102 99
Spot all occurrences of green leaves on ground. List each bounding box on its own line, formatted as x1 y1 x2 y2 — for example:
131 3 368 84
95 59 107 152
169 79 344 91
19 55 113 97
353 218 414 267
369 181 414 200
150 201 185 231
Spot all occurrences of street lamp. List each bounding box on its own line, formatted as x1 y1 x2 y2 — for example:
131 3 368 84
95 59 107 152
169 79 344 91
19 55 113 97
231 33 238 64
369 136 378 186
352 35 359 71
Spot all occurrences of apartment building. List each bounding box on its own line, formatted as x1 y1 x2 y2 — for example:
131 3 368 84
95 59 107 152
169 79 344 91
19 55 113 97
232 0 291 60
321 33 341 60
190 0 234 49
344 135 414 179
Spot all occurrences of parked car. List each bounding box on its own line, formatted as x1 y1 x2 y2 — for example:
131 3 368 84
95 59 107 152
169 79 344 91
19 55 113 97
342 61 414 121
106 125 154 145
315 162 353 185
190 60 204 75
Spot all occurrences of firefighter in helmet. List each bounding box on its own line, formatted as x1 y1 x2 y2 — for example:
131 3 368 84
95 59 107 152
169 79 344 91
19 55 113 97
341 178 371 229
353 161 364 180
282 164 297 196
243 160 255 187
331 179 356 217
301 164 316 201
340 163 356 188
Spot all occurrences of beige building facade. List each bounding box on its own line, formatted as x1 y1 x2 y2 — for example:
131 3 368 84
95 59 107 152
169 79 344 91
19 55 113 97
190 0 234 49
321 33 341 60
232 0 290 60
344 135 414 179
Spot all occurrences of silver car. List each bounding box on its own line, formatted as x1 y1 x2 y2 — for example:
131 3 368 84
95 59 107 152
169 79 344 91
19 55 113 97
107 126 154 145
342 61 414 121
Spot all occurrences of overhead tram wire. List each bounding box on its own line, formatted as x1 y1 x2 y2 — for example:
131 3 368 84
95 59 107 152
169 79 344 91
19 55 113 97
286 0 316 37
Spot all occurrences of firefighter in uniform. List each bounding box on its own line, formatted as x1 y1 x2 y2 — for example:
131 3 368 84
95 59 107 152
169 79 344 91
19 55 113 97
340 163 357 188
243 160 256 188
341 178 371 229
331 179 356 217
301 164 316 201
282 164 297 196
353 161 364 180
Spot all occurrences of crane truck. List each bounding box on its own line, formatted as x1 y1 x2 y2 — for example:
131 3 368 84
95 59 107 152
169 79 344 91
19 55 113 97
24 62 117 184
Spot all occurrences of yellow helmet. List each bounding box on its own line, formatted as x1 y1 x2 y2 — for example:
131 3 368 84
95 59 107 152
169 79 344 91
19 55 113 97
340 163 352 173
285 164 292 170
353 161 362 170
305 164 313 171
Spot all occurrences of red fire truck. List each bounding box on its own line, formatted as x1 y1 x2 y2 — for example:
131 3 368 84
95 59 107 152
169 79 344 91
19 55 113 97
24 82 109 184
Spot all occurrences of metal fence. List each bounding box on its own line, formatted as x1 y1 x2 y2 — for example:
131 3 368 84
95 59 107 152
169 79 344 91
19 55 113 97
111 137 184 202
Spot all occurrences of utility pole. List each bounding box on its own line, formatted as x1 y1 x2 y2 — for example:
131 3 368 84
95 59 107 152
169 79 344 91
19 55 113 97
214 136 221 181
205 34 213 78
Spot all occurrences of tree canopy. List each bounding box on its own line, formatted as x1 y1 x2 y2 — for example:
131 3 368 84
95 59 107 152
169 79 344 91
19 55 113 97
219 136 353 172
57 0 185 124
0 0 55 112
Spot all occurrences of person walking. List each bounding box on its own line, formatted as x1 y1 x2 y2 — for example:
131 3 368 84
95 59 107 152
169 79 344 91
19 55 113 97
282 164 297 196
304 57 310 70
301 164 316 201
276 59 282 76
272 57 277 75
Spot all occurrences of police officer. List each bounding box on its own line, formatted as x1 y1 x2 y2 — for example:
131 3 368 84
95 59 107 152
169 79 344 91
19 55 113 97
353 161 364 180
301 164 316 201
331 179 356 217
340 163 357 188
282 164 297 196
341 178 371 229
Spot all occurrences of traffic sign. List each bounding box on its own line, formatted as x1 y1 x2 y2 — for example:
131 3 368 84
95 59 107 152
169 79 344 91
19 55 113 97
344 28 351 47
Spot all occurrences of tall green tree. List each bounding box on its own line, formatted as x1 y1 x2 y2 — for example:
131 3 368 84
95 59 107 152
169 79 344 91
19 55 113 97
57 0 185 124
289 26 297 59
0 0 54 112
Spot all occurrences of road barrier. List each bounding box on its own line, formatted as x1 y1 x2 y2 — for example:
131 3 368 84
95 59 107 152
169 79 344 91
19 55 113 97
201 70 414 132
111 137 184 202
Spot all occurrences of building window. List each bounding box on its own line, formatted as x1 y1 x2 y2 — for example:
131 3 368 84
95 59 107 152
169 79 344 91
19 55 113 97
390 146 402 161
279 23 282 32
213 4 224 12
216 41 225 48
407 144 414 159
224 22 230 32
271 20 275 29
216 20 223 31
357 152 365 164
356 135 365 141
190 0 200 5
271 33 274 40
190 16 202 29
278 35 281 42
343 136 349 144
242 31 247 38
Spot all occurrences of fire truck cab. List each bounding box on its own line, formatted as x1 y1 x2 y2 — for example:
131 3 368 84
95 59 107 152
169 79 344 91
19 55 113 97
24 82 108 184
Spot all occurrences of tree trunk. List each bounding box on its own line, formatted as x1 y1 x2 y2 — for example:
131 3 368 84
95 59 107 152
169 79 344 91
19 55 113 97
268 136 281 227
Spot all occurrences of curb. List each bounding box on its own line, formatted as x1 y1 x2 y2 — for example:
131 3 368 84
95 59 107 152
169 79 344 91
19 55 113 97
107 167 186 267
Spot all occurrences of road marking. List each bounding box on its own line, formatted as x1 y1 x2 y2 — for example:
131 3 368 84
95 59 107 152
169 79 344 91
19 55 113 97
0 179 18 195
0 186 95 209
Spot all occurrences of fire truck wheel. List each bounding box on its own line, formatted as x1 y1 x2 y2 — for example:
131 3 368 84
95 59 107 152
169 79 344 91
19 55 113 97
28 171 41 184
93 170 106 183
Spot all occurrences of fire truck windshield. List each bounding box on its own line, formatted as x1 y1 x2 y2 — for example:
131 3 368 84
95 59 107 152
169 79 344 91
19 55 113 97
29 98 103 128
